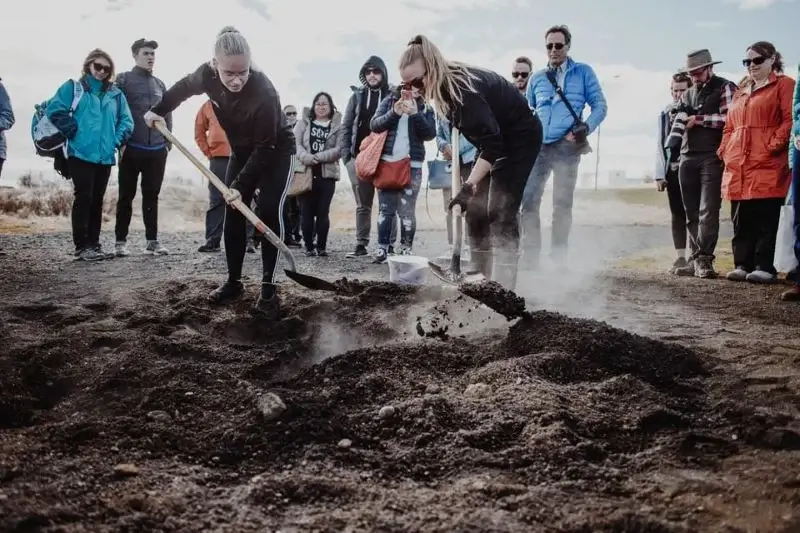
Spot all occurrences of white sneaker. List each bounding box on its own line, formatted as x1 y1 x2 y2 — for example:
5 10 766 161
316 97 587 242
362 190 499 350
145 240 169 255
115 241 130 257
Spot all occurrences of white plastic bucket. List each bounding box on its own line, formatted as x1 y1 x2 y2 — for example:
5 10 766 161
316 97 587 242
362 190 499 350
387 255 429 285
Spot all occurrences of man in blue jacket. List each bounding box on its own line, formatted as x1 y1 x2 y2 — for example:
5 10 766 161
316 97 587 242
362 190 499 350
113 38 173 257
521 25 607 268
0 77 14 179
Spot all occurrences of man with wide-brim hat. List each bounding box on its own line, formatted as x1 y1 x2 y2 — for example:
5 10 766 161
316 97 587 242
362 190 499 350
679 49 723 74
671 48 738 280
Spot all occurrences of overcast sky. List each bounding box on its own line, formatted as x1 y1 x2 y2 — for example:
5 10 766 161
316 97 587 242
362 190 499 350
1 0 797 185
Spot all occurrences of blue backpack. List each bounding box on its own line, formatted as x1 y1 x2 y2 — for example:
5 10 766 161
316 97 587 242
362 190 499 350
31 79 84 157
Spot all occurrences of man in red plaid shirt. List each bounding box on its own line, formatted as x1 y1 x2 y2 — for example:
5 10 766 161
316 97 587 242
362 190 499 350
671 49 737 279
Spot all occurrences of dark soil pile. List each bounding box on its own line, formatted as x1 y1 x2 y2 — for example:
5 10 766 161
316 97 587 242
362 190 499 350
0 278 797 532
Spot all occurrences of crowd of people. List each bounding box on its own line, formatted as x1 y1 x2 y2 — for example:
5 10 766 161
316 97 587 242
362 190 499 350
655 44 799 301
0 26 798 317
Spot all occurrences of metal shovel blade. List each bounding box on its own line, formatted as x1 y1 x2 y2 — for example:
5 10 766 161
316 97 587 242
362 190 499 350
284 269 338 292
428 261 486 286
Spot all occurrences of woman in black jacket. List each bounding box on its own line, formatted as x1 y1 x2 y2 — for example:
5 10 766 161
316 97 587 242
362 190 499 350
144 26 295 319
398 35 543 290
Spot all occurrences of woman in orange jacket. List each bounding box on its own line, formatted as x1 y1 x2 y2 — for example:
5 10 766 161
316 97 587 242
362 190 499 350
718 41 795 284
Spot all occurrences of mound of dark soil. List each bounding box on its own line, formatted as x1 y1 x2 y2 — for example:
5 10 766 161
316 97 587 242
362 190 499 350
0 278 795 532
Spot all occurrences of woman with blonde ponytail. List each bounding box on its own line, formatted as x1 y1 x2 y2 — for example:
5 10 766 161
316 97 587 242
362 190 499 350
398 35 543 291
144 26 296 320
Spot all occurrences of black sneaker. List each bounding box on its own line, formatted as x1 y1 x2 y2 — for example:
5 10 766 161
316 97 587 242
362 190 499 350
284 237 301 248
346 244 368 258
317 248 329 257
198 243 221 253
246 240 257 254
305 248 317 257
209 280 245 304
388 246 395 255
251 294 281 320
372 248 388 264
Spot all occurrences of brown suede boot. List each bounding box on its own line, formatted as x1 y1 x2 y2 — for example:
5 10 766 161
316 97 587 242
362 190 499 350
780 285 800 301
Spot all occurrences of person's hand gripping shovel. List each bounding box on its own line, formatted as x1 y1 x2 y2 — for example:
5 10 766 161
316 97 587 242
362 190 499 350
428 127 486 286
143 111 338 292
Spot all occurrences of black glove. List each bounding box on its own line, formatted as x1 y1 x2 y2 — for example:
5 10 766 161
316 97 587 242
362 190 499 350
448 182 476 212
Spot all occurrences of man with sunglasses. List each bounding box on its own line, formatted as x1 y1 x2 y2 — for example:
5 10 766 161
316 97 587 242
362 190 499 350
113 38 172 257
521 25 607 269
340 56 398 258
512 57 533 96
671 49 737 279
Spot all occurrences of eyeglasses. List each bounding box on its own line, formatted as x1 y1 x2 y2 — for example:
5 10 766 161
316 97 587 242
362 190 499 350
92 62 110 74
546 43 565 50
402 77 425 91
512 71 530 79
742 56 767 67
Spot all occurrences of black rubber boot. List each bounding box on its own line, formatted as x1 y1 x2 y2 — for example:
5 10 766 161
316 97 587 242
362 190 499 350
209 280 245 304
492 247 520 292
251 284 280 320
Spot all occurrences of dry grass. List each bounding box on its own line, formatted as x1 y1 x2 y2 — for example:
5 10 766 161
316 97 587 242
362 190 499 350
0 172 208 233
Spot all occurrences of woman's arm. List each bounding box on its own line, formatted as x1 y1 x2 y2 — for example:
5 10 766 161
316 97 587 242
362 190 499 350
369 94 400 133
411 103 436 141
150 63 208 117
766 77 795 154
45 80 80 139
457 91 505 187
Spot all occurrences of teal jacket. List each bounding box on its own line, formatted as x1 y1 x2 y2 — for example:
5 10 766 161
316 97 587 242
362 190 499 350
791 63 800 169
45 76 133 165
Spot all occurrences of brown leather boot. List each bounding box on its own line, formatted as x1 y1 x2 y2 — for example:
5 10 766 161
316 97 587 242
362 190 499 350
780 285 800 301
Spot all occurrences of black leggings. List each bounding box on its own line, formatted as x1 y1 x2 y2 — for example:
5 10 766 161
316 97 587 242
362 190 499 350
298 177 336 250
224 152 293 290
468 120 543 251
68 157 112 251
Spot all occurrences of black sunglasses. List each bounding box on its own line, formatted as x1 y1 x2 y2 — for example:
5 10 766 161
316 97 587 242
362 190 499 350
365 68 382 75
742 56 767 67
512 71 530 79
401 78 425 92
92 62 110 73
546 42 565 50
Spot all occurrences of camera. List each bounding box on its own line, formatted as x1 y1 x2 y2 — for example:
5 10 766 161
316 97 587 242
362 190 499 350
665 102 695 151
571 122 589 144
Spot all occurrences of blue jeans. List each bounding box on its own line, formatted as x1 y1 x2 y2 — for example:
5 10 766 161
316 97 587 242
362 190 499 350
377 167 422 251
519 139 581 260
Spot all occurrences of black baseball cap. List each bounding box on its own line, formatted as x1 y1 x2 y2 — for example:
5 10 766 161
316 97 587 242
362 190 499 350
131 38 158 53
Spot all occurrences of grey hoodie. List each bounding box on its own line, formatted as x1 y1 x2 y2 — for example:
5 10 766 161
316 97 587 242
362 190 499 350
339 55 392 162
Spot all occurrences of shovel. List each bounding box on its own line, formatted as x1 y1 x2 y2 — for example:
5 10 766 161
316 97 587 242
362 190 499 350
428 127 485 286
152 122 337 292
